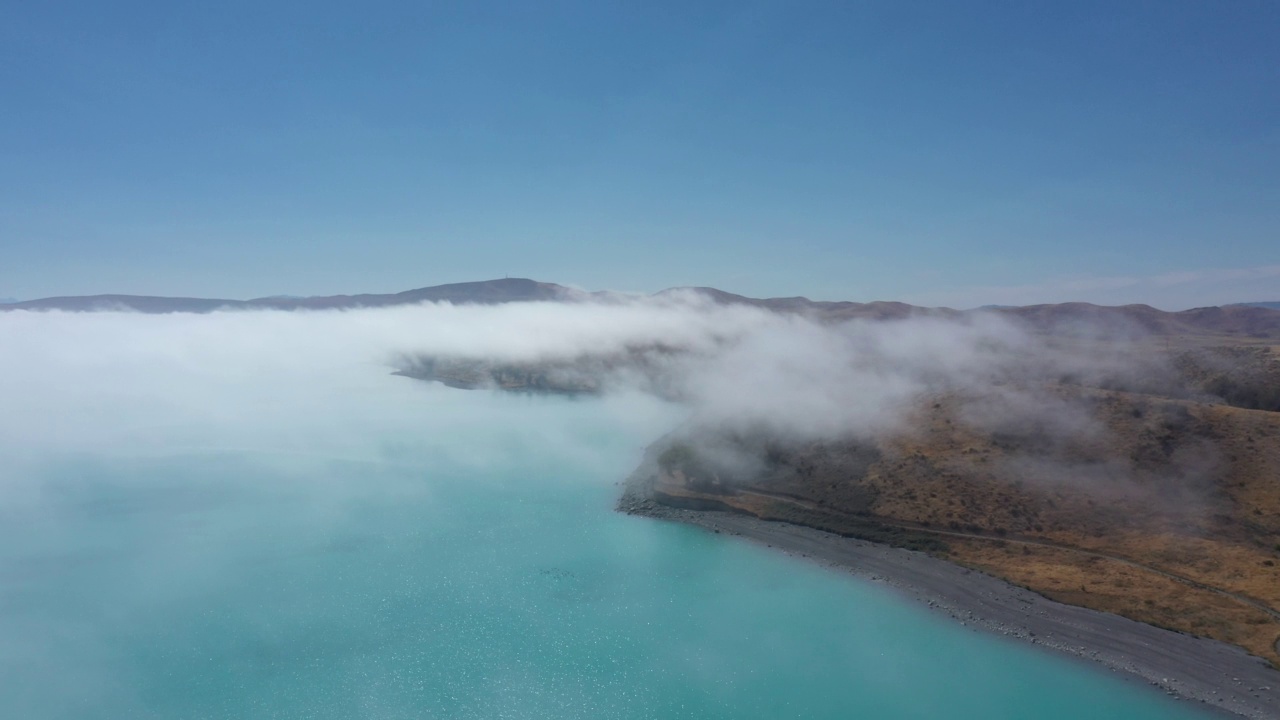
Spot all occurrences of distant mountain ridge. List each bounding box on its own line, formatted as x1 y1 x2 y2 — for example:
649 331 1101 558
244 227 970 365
0 278 573 314
4 278 1280 340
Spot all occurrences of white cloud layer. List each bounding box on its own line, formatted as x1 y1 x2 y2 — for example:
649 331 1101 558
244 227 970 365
0 294 1183 501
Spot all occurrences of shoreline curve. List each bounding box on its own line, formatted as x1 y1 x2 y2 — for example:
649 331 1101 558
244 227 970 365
617 493 1279 720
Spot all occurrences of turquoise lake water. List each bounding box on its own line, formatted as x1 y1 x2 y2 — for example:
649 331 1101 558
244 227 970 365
0 390 1213 720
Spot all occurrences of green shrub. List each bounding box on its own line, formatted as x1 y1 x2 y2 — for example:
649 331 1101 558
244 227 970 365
658 443 696 472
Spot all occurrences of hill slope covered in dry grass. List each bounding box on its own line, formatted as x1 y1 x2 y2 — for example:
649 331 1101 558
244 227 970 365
640 342 1280 664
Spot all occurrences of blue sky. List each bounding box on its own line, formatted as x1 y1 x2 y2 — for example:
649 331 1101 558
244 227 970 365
1 1 1277 309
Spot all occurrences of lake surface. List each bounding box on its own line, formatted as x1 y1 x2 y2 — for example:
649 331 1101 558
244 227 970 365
0 388 1213 719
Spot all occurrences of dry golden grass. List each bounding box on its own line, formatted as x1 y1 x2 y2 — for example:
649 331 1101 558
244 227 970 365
948 538 1280 665
656 374 1280 664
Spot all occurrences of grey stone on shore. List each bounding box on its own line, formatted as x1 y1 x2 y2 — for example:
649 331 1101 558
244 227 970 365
616 484 1279 720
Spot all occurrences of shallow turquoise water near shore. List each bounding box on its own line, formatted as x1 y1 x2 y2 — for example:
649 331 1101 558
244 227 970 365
0 395 1212 719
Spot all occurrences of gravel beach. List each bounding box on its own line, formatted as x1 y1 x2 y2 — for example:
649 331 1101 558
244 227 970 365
618 493 1280 720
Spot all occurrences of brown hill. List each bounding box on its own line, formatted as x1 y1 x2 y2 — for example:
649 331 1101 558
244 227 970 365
659 290 1280 339
987 302 1280 342
637 378 1280 665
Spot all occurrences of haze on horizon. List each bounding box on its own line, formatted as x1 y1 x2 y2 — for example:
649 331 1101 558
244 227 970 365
1 1 1277 309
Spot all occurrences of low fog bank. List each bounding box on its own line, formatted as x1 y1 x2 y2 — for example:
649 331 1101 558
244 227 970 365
0 299 709 718
0 294 1227 501
377 297 1210 491
0 300 707 496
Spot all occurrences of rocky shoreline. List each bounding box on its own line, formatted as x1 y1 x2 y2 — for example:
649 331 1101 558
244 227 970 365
617 485 1280 720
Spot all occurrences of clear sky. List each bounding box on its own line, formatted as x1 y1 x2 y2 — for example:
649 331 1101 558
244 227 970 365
1 1 1277 309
